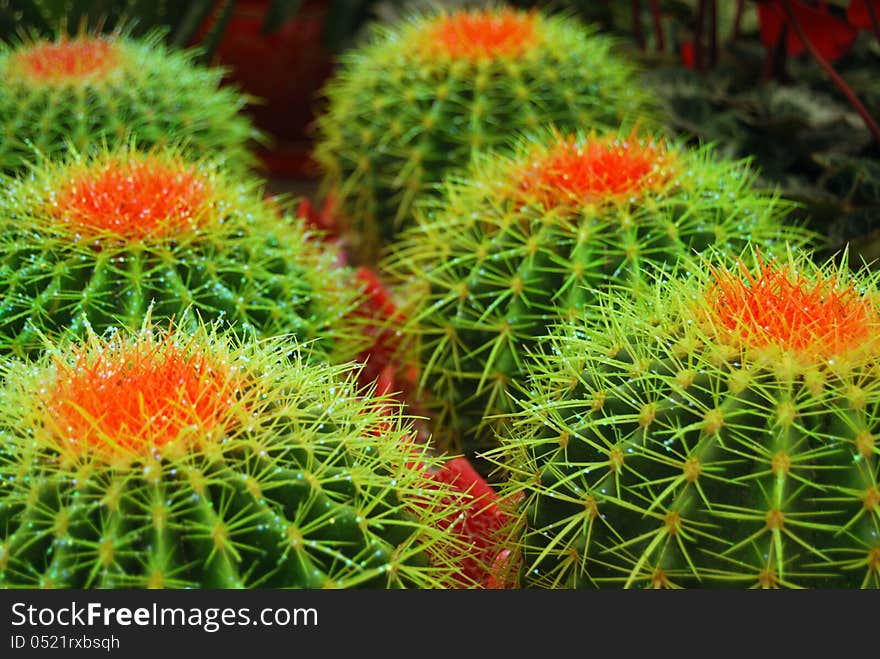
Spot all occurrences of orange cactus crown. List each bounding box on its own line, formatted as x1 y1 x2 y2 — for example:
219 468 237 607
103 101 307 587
516 131 677 210
46 153 215 241
42 329 244 462
8 37 122 84
703 255 878 362
418 8 540 61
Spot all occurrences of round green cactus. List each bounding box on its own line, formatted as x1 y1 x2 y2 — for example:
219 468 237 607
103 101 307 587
0 320 473 588
487 246 880 589
0 28 263 175
313 5 657 264
382 127 816 474
0 142 364 363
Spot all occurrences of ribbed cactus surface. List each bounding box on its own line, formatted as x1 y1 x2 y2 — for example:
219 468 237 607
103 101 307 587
488 247 880 589
0 321 473 588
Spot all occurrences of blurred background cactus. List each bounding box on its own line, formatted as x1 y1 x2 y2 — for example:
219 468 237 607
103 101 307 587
0 24 263 174
313 4 657 265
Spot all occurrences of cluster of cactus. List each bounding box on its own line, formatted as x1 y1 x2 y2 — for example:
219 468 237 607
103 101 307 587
382 126 816 473
0 320 475 588
0 142 366 364
313 5 656 264
4 0 872 592
0 8 506 591
0 27 262 175
486 247 880 589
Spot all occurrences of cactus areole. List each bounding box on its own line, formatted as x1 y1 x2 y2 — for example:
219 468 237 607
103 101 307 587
47 154 214 240
488 249 880 589
516 132 677 208
703 255 877 363
418 8 539 61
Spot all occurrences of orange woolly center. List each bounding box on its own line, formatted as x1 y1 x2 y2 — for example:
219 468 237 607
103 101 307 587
10 38 122 84
518 135 676 209
705 259 877 361
49 156 214 240
44 335 243 460
421 9 539 60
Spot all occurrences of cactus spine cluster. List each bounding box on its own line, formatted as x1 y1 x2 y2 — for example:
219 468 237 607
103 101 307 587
0 143 365 363
0 320 475 588
487 246 880 589
313 6 655 264
383 127 815 472
0 28 262 175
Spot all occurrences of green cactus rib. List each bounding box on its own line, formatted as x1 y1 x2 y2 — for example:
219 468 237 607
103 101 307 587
381 127 818 472
0 144 367 364
0 27 264 175
485 246 880 589
0 321 474 589
313 5 658 264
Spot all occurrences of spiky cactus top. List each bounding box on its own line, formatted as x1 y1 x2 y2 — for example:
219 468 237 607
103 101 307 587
313 6 655 265
383 127 815 472
486 246 880 589
0 321 473 588
0 29 262 174
0 143 363 363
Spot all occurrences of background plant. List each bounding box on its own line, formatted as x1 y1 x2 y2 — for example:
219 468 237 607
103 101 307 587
619 0 880 266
